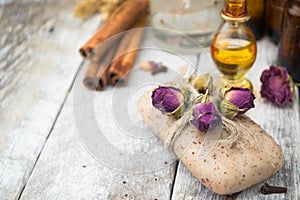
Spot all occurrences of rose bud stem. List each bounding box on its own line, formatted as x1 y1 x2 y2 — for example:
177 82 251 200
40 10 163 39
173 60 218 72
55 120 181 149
190 73 213 94
200 89 209 103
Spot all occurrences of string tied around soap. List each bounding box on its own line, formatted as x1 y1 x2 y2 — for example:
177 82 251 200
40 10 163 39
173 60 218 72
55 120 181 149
162 78 259 153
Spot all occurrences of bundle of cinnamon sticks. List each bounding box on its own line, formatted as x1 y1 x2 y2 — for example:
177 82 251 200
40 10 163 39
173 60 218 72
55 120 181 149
80 0 149 90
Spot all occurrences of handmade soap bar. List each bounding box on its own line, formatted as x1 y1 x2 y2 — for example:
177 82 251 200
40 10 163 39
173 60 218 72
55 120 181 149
138 91 284 195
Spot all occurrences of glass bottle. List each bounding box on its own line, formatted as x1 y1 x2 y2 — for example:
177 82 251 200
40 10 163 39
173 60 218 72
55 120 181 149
211 0 257 91
247 0 266 40
150 0 225 49
277 0 300 82
266 0 288 44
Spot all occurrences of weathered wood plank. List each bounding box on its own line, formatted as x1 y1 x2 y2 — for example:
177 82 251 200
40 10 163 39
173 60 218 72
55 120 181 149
0 1 100 199
18 92 177 200
171 38 300 199
18 30 198 199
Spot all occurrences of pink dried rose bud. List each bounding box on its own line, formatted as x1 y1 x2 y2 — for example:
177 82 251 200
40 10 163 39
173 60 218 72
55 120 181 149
260 65 293 106
140 61 159 71
151 86 185 119
221 87 255 119
140 61 167 75
190 102 222 132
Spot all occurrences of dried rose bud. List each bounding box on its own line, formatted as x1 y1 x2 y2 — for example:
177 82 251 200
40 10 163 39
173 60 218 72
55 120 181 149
140 61 159 71
151 86 185 119
190 73 213 94
221 87 255 119
260 65 294 106
190 102 222 132
140 61 167 75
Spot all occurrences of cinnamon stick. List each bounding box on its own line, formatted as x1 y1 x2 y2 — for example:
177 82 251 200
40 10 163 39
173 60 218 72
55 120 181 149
83 43 119 90
83 61 99 90
95 44 119 90
79 0 149 58
108 14 148 86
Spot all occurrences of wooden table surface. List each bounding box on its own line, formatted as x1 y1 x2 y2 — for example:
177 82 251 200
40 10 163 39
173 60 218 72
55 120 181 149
0 1 299 200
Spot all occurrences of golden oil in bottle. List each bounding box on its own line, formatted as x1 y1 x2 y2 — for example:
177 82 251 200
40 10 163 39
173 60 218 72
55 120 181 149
211 37 256 80
210 0 257 90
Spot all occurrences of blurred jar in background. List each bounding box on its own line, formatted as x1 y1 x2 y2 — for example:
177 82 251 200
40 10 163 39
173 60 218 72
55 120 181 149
247 0 266 40
266 0 288 44
150 0 224 51
277 0 300 82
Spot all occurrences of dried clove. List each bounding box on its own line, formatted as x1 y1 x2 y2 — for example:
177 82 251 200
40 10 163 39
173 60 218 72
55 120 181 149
49 26 55 33
260 183 287 195
225 191 241 200
225 196 235 200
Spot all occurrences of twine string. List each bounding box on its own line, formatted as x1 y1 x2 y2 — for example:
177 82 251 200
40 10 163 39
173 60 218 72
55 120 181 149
163 81 259 152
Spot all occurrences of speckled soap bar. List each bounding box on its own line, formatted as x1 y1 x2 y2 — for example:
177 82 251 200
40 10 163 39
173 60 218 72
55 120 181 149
138 91 284 195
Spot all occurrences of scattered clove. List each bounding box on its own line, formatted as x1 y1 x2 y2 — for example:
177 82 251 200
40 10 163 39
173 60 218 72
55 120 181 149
49 26 55 33
225 191 241 200
225 196 235 200
260 183 287 195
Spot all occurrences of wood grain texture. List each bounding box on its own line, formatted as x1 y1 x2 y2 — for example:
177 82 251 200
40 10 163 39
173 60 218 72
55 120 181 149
1 3 299 198
19 92 177 200
171 38 300 200
0 1 100 199
18 36 198 199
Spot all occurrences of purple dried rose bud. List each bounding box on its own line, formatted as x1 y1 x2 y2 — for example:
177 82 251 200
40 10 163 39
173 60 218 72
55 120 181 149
190 102 222 132
260 65 293 106
152 86 185 118
140 61 159 71
140 61 168 75
221 87 255 118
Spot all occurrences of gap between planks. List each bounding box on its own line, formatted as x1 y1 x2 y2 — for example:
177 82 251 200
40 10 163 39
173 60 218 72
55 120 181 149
169 52 202 200
0 1 101 198
17 59 86 199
